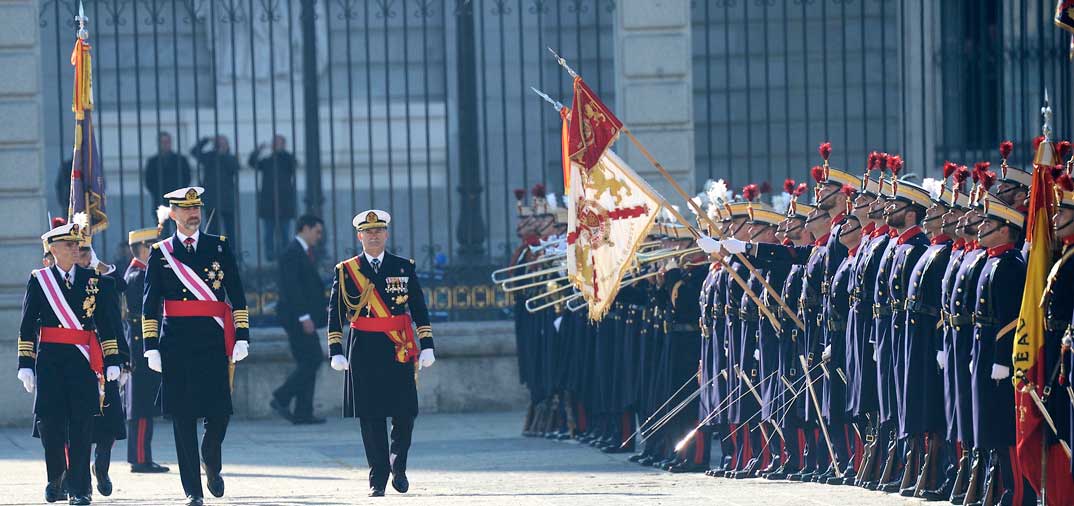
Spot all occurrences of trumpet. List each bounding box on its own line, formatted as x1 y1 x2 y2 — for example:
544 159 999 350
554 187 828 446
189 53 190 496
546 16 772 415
490 252 566 283
524 280 578 312
499 268 567 292
634 245 702 265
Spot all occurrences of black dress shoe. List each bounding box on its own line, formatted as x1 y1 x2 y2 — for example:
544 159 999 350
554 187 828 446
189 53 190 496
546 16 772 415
130 462 170 473
270 398 294 422
391 472 409 493
204 469 225 498
879 479 902 493
627 453 646 463
93 462 112 496
600 445 632 454
668 463 708 474
292 416 327 425
45 479 67 503
368 487 386 497
918 488 948 501
67 496 91 505
637 456 657 466
185 496 204 506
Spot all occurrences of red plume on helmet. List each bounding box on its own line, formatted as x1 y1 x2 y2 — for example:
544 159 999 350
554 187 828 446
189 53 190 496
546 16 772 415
1049 165 1065 181
811 165 827 184
818 142 832 163
742 184 760 202
954 165 970 186
513 188 526 200
783 178 796 194
867 151 881 170
794 183 808 196
1058 141 1072 161
759 181 772 194
531 183 546 198
1057 173 1074 192
999 140 1014 161
976 171 997 206
887 154 904 193
51 217 67 229
942 161 957 179
840 184 856 197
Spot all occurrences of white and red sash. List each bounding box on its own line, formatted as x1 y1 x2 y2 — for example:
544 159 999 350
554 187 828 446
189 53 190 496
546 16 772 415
157 238 226 330
33 267 91 362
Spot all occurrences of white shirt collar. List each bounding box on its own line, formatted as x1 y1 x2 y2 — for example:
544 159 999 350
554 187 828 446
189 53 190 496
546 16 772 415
364 251 385 265
56 264 76 282
176 229 200 248
295 235 309 253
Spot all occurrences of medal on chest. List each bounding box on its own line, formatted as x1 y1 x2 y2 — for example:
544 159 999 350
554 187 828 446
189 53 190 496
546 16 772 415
83 277 99 318
206 260 224 290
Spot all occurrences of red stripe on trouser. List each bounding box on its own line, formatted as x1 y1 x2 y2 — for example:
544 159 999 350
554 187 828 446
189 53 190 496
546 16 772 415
729 424 739 469
621 411 633 443
743 424 753 463
576 403 587 432
760 432 770 468
798 429 806 465
137 418 147 464
692 427 705 464
853 432 863 468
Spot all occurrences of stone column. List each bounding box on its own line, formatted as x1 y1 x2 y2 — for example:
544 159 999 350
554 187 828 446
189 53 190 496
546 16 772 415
0 0 47 424
0 0 47 330
613 0 695 199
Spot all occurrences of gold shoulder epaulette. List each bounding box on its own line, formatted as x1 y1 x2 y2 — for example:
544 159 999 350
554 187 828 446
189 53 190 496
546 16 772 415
220 235 227 241
152 242 160 250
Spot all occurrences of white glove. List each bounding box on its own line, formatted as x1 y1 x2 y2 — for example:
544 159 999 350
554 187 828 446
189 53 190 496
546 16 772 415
969 361 974 374
231 340 249 362
822 345 832 362
697 235 721 254
991 364 1011 381
936 351 946 370
17 368 34 393
144 350 162 372
553 316 563 332
722 238 747 254
872 344 878 362
330 355 349 371
118 370 129 388
418 349 436 370
753 349 760 362
105 365 121 382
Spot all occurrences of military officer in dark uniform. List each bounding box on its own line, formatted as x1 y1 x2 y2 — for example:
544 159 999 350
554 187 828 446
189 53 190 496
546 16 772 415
74 243 130 499
1050 175 1074 482
970 197 1026 504
900 180 956 499
17 220 124 505
142 187 251 506
327 209 436 497
123 225 169 474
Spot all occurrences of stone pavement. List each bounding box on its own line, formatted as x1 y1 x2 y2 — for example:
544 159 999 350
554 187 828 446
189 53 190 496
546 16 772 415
0 411 922 505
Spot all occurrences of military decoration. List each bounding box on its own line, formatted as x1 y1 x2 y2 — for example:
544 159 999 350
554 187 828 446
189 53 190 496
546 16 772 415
207 261 224 290
83 277 99 318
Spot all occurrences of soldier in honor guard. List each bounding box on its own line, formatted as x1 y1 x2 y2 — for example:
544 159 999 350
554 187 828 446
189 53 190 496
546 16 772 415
327 210 437 497
968 196 1027 505
141 187 251 506
1054 174 1074 484
17 218 124 505
74 240 130 499
899 174 958 499
124 219 169 474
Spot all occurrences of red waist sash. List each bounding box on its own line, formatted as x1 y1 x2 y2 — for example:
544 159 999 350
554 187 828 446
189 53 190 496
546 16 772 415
350 314 418 363
163 300 236 356
40 327 103 375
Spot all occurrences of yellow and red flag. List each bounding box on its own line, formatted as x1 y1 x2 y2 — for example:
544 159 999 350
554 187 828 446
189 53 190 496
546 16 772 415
68 33 108 235
1012 160 1072 504
568 77 622 173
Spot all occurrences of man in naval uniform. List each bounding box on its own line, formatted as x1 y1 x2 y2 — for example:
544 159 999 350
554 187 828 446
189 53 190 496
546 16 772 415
17 220 124 505
124 225 169 474
142 187 251 506
327 210 436 497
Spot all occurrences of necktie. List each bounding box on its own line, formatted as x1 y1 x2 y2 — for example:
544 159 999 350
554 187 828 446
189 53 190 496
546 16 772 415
64 272 72 288
184 237 195 254
371 258 381 274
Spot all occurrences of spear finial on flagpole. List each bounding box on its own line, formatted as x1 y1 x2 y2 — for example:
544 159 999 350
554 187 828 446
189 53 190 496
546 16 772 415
76 0 89 40
547 47 579 79
530 87 563 112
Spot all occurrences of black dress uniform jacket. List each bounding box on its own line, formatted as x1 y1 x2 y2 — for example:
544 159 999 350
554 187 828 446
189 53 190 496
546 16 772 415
142 233 250 418
124 261 162 419
328 253 433 418
971 243 1025 450
19 265 124 418
902 236 953 436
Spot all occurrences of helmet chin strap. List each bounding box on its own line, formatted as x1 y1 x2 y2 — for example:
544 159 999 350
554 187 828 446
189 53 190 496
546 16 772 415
840 222 861 237
749 225 772 242
1055 218 1074 236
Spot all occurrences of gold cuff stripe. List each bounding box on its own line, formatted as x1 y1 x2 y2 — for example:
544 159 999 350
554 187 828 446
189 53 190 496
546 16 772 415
19 342 35 350
142 319 159 338
18 351 36 359
235 322 250 329
416 325 431 331
327 337 342 345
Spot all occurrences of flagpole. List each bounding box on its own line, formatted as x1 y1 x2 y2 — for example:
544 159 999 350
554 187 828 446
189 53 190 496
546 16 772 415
619 128 805 331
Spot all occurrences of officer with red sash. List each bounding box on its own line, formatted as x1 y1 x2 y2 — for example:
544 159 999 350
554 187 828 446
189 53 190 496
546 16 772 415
142 186 250 506
328 209 436 497
17 218 123 505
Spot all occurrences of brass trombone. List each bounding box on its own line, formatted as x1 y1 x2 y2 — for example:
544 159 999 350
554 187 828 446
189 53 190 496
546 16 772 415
499 267 568 292
490 252 566 283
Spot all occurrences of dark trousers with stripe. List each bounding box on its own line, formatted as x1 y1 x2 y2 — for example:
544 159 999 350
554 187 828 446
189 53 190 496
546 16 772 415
360 417 415 489
37 415 93 496
172 416 229 498
127 417 155 465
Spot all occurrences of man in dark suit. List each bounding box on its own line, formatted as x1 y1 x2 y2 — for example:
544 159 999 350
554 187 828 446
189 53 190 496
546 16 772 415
270 214 328 425
328 209 436 497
